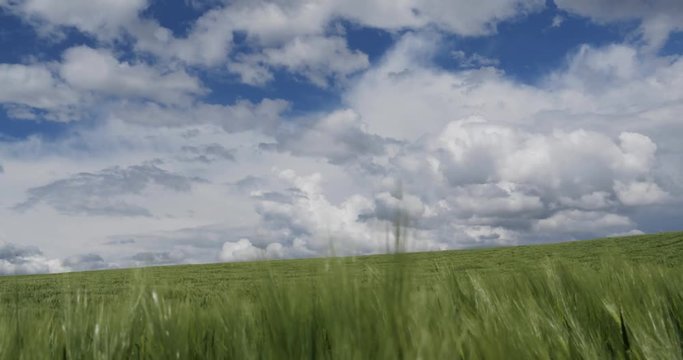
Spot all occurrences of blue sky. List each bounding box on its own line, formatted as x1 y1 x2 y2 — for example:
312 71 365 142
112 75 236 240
0 0 682 274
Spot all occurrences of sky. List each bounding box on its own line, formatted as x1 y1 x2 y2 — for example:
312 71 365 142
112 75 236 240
0 0 682 274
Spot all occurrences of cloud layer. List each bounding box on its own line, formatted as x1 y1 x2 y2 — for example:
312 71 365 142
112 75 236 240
0 0 682 274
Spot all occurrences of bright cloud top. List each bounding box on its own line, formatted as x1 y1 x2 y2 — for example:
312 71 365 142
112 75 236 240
0 0 682 274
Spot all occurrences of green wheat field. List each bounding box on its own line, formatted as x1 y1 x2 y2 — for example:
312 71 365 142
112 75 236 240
1 232 682 359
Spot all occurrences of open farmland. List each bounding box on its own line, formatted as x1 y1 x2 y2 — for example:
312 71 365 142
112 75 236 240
0 232 682 359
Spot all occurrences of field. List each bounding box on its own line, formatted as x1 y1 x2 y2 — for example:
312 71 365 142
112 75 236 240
1 232 682 359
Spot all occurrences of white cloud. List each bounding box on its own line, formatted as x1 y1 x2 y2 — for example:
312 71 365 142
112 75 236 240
198 0 541 53
0 63 79 117
1 0 547 89
130 2 333 67
608 229 645 237
127 0 544 86
251 34 678 249
339 33 681 241
134 8 368 86
219 238 266 262
233 35 369 87
550 44 641 91
226 1 332 46
345 33 550 140
347 35 683 141
614 181 669 206
0 243 66 275
551 15 564 28
352 118 667 241
335 0 544 35
430 122 659 191
533 210 634 235
60 46 204 105
451 50 500 68
0 45 207 121
246 170 445 257
153 0 536 53
418 0 544 35
131 7 234 67
9 0 148 38
249 169 384 255
0 241 107 275
555 0 683 50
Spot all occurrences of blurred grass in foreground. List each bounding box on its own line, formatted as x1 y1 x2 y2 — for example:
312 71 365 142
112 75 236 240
0 232 682 359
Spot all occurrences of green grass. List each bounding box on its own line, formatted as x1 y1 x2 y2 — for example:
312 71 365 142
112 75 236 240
1 232 682 359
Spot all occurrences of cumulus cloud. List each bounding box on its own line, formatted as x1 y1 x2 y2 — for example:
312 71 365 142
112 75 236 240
403 0 543 35
0 63 80 120
368 118 665 238
128 0 544 86
614 181 669 206
431 120 659 193
219 238 267 262
229 33 678 249
6 0 148 38
232 35 369 87
248 169 381 255
0 243 66 275
347 34 683 140
131 6 235 67
60 46 204 105
0 242 123 274
134 8 368 87
323 33 681 244
3 0 547 91
232 121 662 251
251 118 661 249
238 169 453 258
221 0 544 40
0 45 206 121
533 210 633 237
